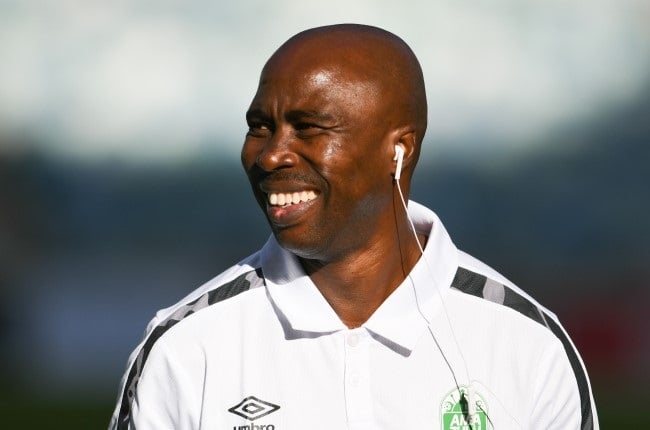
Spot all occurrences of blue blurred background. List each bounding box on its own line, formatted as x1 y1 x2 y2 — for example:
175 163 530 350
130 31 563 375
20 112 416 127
1 1 648 427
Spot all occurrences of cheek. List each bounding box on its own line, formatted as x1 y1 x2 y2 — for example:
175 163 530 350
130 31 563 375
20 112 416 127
348 152 390 190
319 139 342 162
319 142 387 189
325 164 390 217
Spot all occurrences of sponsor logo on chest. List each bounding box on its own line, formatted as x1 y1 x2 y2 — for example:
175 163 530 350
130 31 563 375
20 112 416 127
229 395 280 430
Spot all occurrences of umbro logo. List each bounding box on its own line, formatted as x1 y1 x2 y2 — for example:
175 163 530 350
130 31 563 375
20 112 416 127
228 395 280 423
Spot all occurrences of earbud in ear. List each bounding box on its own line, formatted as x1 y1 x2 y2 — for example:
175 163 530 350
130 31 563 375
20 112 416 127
393 145 404 180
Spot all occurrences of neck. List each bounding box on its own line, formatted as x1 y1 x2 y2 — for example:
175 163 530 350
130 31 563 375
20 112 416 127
300 204 425 328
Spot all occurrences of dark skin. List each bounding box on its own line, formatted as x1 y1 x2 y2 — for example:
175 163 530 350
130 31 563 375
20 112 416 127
241 24 428 328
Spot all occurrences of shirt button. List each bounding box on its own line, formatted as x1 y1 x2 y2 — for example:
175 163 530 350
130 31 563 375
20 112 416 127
347 332 360 347
349 372 360 387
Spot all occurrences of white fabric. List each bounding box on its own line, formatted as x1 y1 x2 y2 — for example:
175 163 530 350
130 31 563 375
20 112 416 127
110 201 598 429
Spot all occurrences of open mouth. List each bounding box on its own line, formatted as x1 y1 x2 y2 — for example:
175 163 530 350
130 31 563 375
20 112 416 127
267 190 318 207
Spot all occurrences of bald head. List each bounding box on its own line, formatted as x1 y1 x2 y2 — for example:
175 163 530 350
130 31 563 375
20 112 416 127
263 24 428 153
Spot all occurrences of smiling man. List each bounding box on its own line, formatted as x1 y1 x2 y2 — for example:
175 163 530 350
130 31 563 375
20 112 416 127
110 24 598 429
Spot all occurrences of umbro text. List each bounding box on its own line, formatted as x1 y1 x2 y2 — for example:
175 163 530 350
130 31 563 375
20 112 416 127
232 425 275 430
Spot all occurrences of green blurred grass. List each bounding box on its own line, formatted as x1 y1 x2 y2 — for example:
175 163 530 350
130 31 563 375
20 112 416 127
593 386 650 428
1 398 112 429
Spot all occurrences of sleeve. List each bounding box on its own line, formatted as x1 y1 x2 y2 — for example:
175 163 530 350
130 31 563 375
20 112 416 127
108 334 200 430
126 338 199 429
529 335 598 430
110 339 200 430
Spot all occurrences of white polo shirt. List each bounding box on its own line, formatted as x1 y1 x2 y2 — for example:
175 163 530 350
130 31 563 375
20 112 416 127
109 201 598 430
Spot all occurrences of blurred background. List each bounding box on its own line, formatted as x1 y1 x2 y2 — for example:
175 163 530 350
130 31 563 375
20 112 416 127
1 0 648 427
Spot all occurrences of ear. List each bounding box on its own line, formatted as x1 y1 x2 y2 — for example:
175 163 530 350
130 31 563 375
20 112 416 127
389 127 417 178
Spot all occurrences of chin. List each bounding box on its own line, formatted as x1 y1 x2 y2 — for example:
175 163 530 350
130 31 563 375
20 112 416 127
273 230 324 260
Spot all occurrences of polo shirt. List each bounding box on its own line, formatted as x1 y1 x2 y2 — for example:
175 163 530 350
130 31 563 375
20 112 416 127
109 201 598 430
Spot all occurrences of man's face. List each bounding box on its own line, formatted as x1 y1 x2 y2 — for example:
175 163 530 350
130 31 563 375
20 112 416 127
241 54 394 262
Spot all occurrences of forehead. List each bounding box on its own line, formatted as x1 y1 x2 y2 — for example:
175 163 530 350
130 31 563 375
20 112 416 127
251 51 382 117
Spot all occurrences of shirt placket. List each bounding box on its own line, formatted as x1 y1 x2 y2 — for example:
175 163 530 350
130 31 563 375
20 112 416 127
343 328 373 429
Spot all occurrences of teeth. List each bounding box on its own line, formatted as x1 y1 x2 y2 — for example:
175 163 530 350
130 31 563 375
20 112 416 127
268 190 317 207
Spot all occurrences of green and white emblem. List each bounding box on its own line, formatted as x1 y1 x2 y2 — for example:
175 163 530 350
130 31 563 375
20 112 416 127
440 386 489 430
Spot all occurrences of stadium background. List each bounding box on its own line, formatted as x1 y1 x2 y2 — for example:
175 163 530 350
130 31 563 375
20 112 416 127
1 1 648 427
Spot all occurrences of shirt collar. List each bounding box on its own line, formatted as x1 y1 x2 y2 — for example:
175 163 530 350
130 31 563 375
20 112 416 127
261 201 459 352
261 237 348 332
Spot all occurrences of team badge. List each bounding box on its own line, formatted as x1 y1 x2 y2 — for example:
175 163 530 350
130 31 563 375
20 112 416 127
440 386 489 430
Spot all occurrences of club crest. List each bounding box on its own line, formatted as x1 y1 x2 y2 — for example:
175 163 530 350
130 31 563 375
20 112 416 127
440 386 489 430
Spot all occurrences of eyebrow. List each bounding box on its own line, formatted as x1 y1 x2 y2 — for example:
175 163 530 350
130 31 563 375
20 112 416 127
285 110 336 124
246 108 338 125
245 108 267 121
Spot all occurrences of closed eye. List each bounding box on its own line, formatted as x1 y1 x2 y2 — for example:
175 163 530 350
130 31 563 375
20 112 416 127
246 108 274 137
295 122 320 131
287 110 336 138
295 123 328 139
246 120 273 137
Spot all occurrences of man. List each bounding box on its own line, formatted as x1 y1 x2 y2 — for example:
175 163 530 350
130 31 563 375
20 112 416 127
110 24 598 429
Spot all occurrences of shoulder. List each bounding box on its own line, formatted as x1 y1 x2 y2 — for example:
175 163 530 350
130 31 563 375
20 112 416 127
109 251 267 430
456 250 552 313
453 250 556 326
451 251 598 430
146 251 264 330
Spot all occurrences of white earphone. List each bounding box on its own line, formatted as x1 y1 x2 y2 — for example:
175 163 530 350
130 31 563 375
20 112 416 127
393 145 404 180
391 141 493 427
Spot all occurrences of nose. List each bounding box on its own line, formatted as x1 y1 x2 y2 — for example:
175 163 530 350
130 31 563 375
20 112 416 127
251 128 299 172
